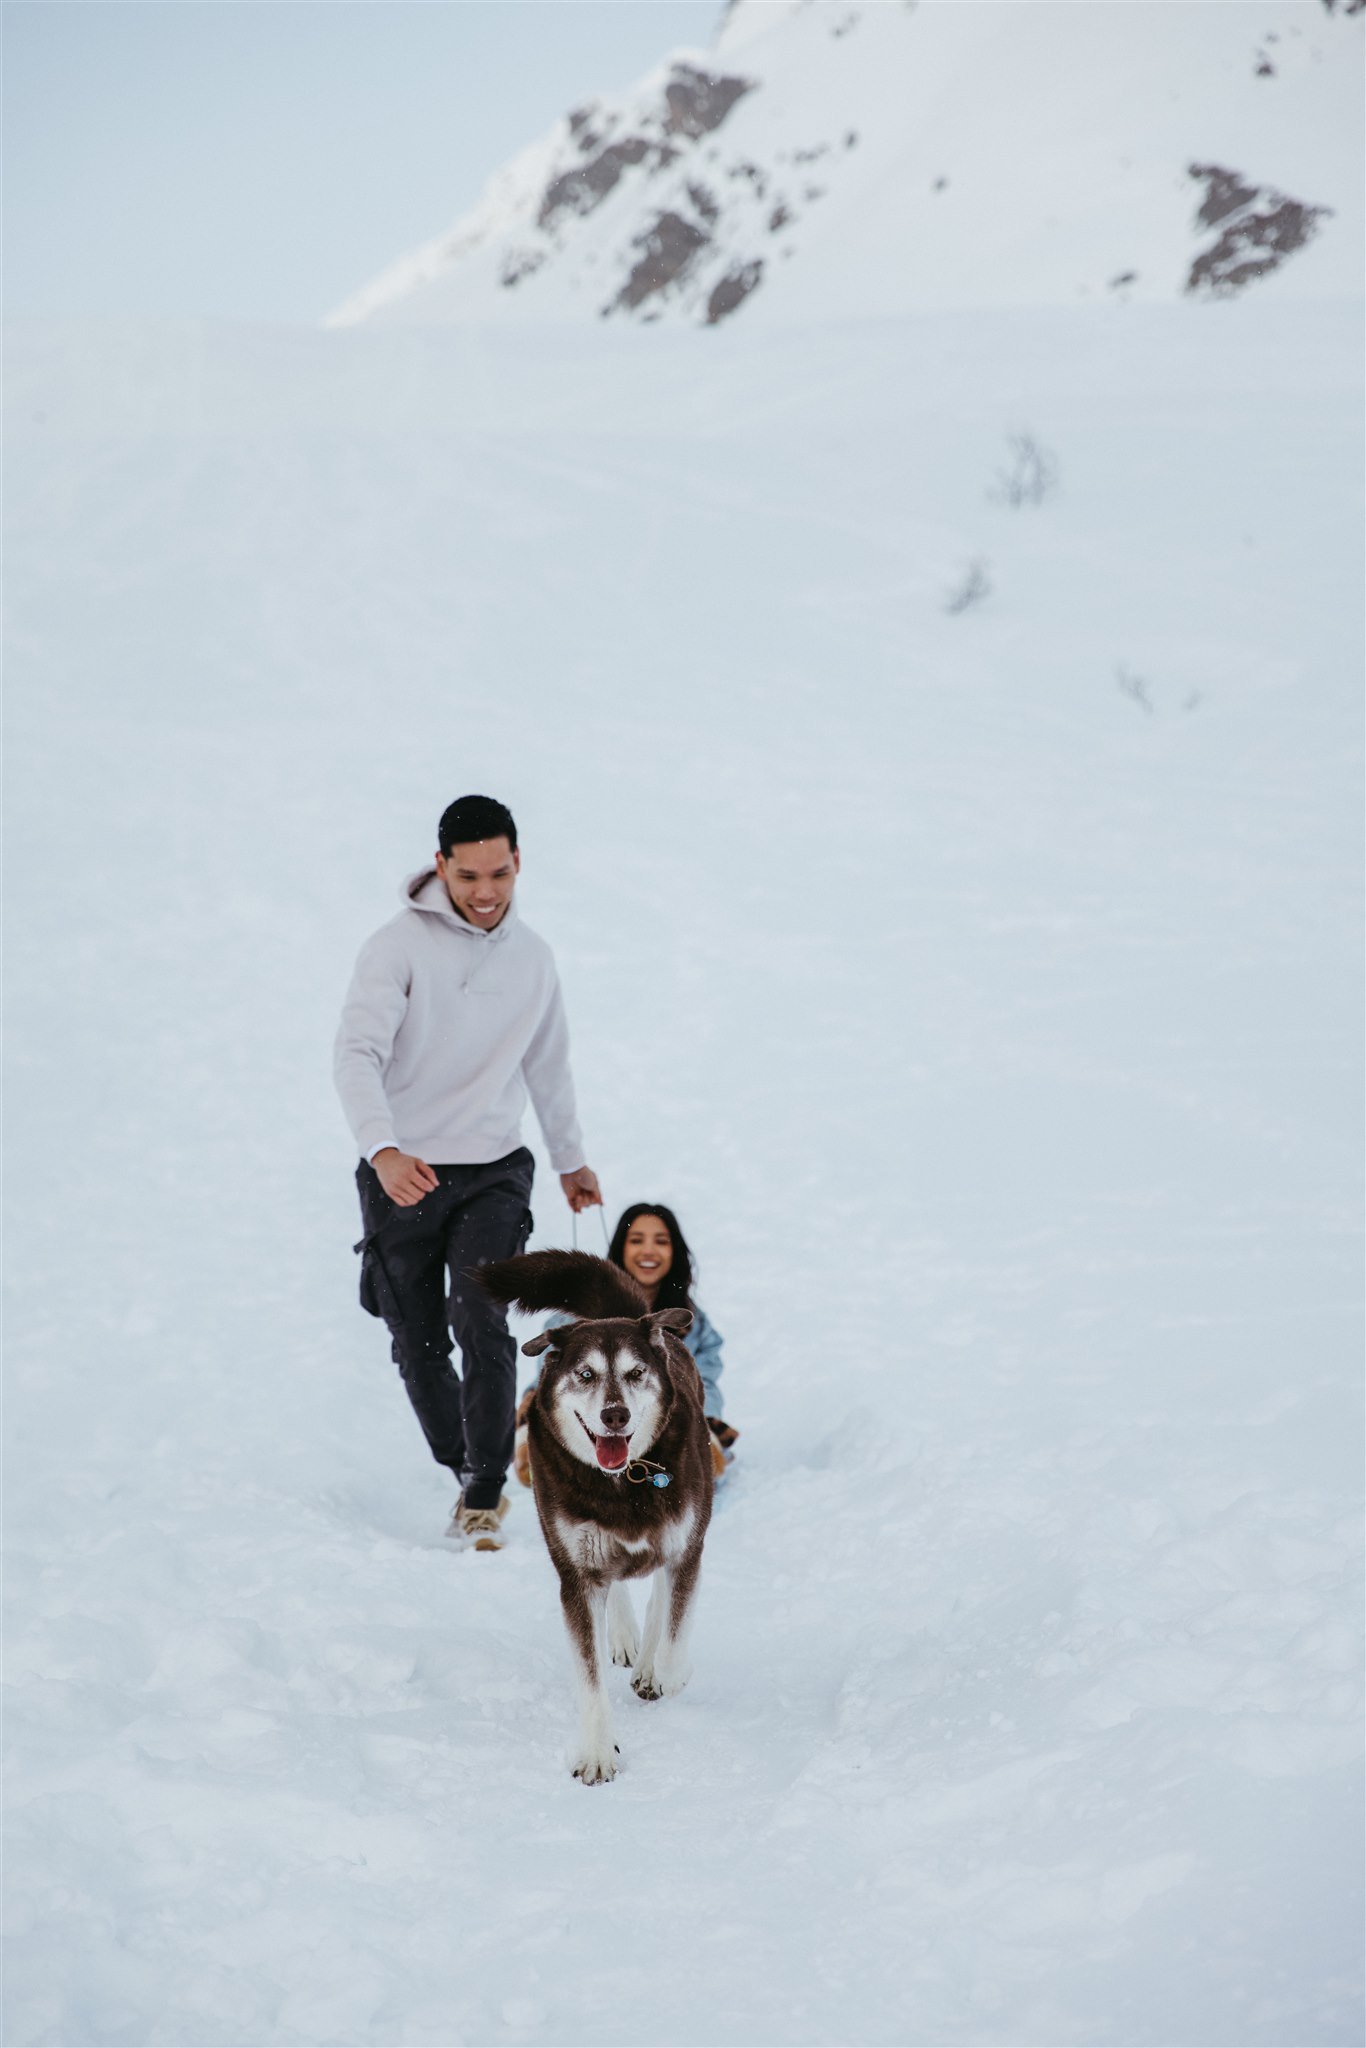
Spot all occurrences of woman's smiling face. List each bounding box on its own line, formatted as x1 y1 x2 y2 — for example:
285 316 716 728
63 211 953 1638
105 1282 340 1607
620 1215 674 1293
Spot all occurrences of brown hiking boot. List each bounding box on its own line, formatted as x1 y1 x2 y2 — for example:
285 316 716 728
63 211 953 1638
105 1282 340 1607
445 1493 511 1550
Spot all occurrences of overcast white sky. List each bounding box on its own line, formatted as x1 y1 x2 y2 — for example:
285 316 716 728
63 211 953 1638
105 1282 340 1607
3 1 722 323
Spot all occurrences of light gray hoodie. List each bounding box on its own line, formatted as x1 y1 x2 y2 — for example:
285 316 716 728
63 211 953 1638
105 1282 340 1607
333 870 586 1172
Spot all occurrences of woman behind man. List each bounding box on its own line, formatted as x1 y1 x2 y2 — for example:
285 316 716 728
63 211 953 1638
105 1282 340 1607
513 1202 737 1484
611 1204 724 1417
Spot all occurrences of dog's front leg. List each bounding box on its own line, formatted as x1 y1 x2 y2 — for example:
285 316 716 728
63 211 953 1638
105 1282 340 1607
606 1580 640 1669
632 1551 700 1701
561 1578 618 1784
631 1568 668 1700
656 1548 701 1696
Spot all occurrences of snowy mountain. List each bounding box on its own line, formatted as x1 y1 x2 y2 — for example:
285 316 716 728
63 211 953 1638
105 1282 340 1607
327 0 1362 329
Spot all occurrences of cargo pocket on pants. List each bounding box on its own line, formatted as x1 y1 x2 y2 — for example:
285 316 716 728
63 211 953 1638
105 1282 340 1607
354 1235 401 1326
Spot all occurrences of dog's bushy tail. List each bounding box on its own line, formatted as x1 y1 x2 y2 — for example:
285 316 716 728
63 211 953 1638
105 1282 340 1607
478 1248 648 1321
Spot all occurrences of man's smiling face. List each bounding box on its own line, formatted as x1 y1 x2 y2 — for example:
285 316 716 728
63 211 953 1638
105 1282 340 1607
435 835 520 929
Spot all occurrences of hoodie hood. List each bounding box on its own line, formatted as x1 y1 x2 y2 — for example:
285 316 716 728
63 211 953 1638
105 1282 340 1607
402 868 519 939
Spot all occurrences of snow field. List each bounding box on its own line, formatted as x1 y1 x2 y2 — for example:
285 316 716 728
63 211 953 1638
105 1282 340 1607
4 300 1363 2043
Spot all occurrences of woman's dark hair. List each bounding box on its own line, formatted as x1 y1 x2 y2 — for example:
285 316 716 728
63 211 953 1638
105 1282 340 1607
438 794 517 856
608 1203 697 1314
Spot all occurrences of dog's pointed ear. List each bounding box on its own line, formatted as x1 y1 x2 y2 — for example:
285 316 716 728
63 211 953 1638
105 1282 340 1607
522 1330 560 1358
646 1307 693 1343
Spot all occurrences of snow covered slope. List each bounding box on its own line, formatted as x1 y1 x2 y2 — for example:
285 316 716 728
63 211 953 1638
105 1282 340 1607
4 284 1362 2042
327 0 1362 329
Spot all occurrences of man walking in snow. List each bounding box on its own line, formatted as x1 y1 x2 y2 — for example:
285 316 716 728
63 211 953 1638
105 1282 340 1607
334 793 601 1549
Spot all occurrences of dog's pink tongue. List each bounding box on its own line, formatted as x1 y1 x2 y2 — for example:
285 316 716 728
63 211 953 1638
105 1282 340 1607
596 1436 630 1471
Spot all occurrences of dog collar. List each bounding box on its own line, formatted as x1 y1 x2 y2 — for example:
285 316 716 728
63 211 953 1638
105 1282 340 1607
624 1458 670 1488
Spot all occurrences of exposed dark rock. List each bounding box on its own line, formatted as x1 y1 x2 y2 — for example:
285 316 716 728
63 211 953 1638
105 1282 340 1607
1190 164 1259 228
1255 54 1275 75
663 64 754 140
933 176 949 192
845 131 859 149
501 248 546 289
706 260 764 324
1109 270 1138 289
540 138 653 229
1321 0 1364 14
613 212 711 311
1186 164 1332 296
728 161 767 196
567 107 603 155
1189 197 1330 293
687 181 720 225
793 144 829 164
769 203 792 232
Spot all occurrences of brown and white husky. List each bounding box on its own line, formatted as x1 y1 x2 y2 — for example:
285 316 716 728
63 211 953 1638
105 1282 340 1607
478 1249 714 1784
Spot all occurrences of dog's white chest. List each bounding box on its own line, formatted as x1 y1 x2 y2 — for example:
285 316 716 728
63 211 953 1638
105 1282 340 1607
555 1516 652 1576
553 1504 698 1579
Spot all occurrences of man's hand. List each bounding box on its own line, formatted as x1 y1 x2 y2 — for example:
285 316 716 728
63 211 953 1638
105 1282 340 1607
560 1165 603 1214
373 1148 439 1207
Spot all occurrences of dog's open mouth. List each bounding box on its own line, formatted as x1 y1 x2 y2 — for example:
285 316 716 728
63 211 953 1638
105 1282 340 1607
579 1417 632 1471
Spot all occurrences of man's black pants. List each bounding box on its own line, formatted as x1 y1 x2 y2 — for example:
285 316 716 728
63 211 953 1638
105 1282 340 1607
354 1147 534 1509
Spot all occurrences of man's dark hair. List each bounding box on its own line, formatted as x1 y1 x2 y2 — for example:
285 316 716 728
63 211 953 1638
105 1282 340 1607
437 794 518 857
607 1203 698 1315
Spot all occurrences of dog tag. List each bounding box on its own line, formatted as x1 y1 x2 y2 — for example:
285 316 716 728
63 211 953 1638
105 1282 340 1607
651 1473 671 1488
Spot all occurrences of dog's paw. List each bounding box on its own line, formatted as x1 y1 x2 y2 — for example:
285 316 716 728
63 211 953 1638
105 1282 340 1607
633 1657 690 1702
571 1740 620 1785
609 1622 641 1668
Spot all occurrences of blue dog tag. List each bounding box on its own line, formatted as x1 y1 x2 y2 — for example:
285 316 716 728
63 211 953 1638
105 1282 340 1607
652 1472 671 1488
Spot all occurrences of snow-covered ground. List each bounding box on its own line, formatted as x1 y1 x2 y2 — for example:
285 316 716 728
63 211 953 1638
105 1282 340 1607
4 290 1362 2044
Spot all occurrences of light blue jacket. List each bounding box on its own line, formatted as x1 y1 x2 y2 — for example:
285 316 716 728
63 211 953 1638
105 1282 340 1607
540 1305 725 1418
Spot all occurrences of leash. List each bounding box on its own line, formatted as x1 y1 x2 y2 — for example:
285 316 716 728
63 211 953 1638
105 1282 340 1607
571 1204 611 1253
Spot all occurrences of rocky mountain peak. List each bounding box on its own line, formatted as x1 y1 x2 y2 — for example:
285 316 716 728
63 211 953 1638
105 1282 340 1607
326 1 1360 331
